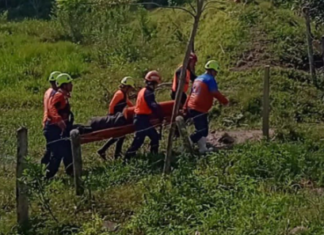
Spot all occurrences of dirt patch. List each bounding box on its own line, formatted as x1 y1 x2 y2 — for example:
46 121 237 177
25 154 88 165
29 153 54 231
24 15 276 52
206 129 275 149
231 29 272 72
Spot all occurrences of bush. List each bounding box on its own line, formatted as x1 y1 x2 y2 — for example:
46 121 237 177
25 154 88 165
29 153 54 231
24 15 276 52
55 1 157 65
55 0 91 42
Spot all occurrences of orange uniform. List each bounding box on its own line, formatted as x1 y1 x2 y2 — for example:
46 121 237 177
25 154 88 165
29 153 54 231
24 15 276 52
187 73 228 113
109 90 133 115
125 86 163 159
47 90 71 125
172 67 192 93
43 88 56 127
135 88 152 115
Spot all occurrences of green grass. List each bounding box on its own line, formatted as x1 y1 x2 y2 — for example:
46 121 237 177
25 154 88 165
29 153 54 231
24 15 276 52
1 0 324 234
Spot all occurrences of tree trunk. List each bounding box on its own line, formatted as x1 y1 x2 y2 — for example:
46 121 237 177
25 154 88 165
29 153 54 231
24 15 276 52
163 0 204 174
303 7 317 86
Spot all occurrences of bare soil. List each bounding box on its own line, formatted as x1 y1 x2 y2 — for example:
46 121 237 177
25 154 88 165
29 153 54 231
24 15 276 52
206 129 275 149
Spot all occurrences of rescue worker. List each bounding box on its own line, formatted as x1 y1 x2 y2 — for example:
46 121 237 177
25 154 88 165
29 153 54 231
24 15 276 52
124 71 164 161
44 73 74 179
97 77 135 160
41 71 61 166
186 60 229 154
171 52 197 105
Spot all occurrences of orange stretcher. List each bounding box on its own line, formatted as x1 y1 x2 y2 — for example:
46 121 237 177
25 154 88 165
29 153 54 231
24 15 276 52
80 101 175 144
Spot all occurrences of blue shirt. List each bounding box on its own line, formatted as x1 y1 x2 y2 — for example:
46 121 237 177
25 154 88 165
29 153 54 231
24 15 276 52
194 73 218 93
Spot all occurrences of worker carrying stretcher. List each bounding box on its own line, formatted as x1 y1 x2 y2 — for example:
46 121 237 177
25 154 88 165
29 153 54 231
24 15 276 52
171 52 197 106
124 71 164 161
41 71 61 166
43 73 74 179
186 60 229 154
97 77 135 160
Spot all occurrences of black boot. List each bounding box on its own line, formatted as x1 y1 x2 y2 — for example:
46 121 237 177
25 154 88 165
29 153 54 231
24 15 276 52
150 145 159 154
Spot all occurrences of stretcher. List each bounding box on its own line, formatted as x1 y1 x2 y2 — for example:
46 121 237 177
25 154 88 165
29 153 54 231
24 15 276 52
80 101 175 144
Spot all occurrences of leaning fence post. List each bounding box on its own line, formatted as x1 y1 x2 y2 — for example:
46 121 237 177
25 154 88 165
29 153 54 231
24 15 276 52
16 127 29 227
70 129 83 196
175 116 194 156
321 36 324 67
262 66 270 140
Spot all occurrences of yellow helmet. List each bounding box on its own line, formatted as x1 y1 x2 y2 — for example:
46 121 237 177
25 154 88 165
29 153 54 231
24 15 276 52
205 60 220 72
48 71 61 82
121 76 135 87
56 73 73 87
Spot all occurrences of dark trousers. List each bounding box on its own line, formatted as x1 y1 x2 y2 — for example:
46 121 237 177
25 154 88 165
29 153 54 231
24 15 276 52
188 109 208 143
98 137 125 159
43 124 73 179
125 115 159 159
41 145 51 166
171 91 187 106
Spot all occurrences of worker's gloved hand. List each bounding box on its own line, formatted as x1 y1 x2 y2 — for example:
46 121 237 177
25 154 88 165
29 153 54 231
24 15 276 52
57 120 67 131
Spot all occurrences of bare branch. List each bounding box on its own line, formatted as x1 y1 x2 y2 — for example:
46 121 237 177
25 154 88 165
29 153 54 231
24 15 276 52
198 0 204 13
188 2 197 14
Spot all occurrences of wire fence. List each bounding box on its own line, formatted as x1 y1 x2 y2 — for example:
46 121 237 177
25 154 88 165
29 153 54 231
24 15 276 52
44 111 208 147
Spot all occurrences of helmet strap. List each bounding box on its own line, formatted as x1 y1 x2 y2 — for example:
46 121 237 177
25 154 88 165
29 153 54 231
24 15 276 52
206 70 218 78
146 81 157 90
50 81 56 86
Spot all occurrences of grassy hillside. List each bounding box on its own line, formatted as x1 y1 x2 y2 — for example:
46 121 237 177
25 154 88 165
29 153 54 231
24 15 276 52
1 0 324 234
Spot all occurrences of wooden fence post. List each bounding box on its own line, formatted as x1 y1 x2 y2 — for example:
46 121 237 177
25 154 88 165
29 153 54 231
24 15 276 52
262 66 270 140
16 127 29 227
303 7 317 86
175 116 194 156
70 129 84 196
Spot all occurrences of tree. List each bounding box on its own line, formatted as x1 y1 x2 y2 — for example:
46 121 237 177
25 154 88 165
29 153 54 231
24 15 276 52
163 0 224 174
292 0 324 28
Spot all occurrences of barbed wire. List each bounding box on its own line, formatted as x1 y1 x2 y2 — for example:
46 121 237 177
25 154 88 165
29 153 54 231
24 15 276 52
44 111 208 147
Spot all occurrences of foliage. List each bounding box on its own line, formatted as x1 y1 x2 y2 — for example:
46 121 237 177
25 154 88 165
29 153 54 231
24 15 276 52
125 144 324 234
0 0 54 19
55 0 91 42
269 0 324 27
55 1 158 64
292 0 324 27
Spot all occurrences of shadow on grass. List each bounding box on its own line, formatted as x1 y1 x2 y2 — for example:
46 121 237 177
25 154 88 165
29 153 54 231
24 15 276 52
15 216 79 235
